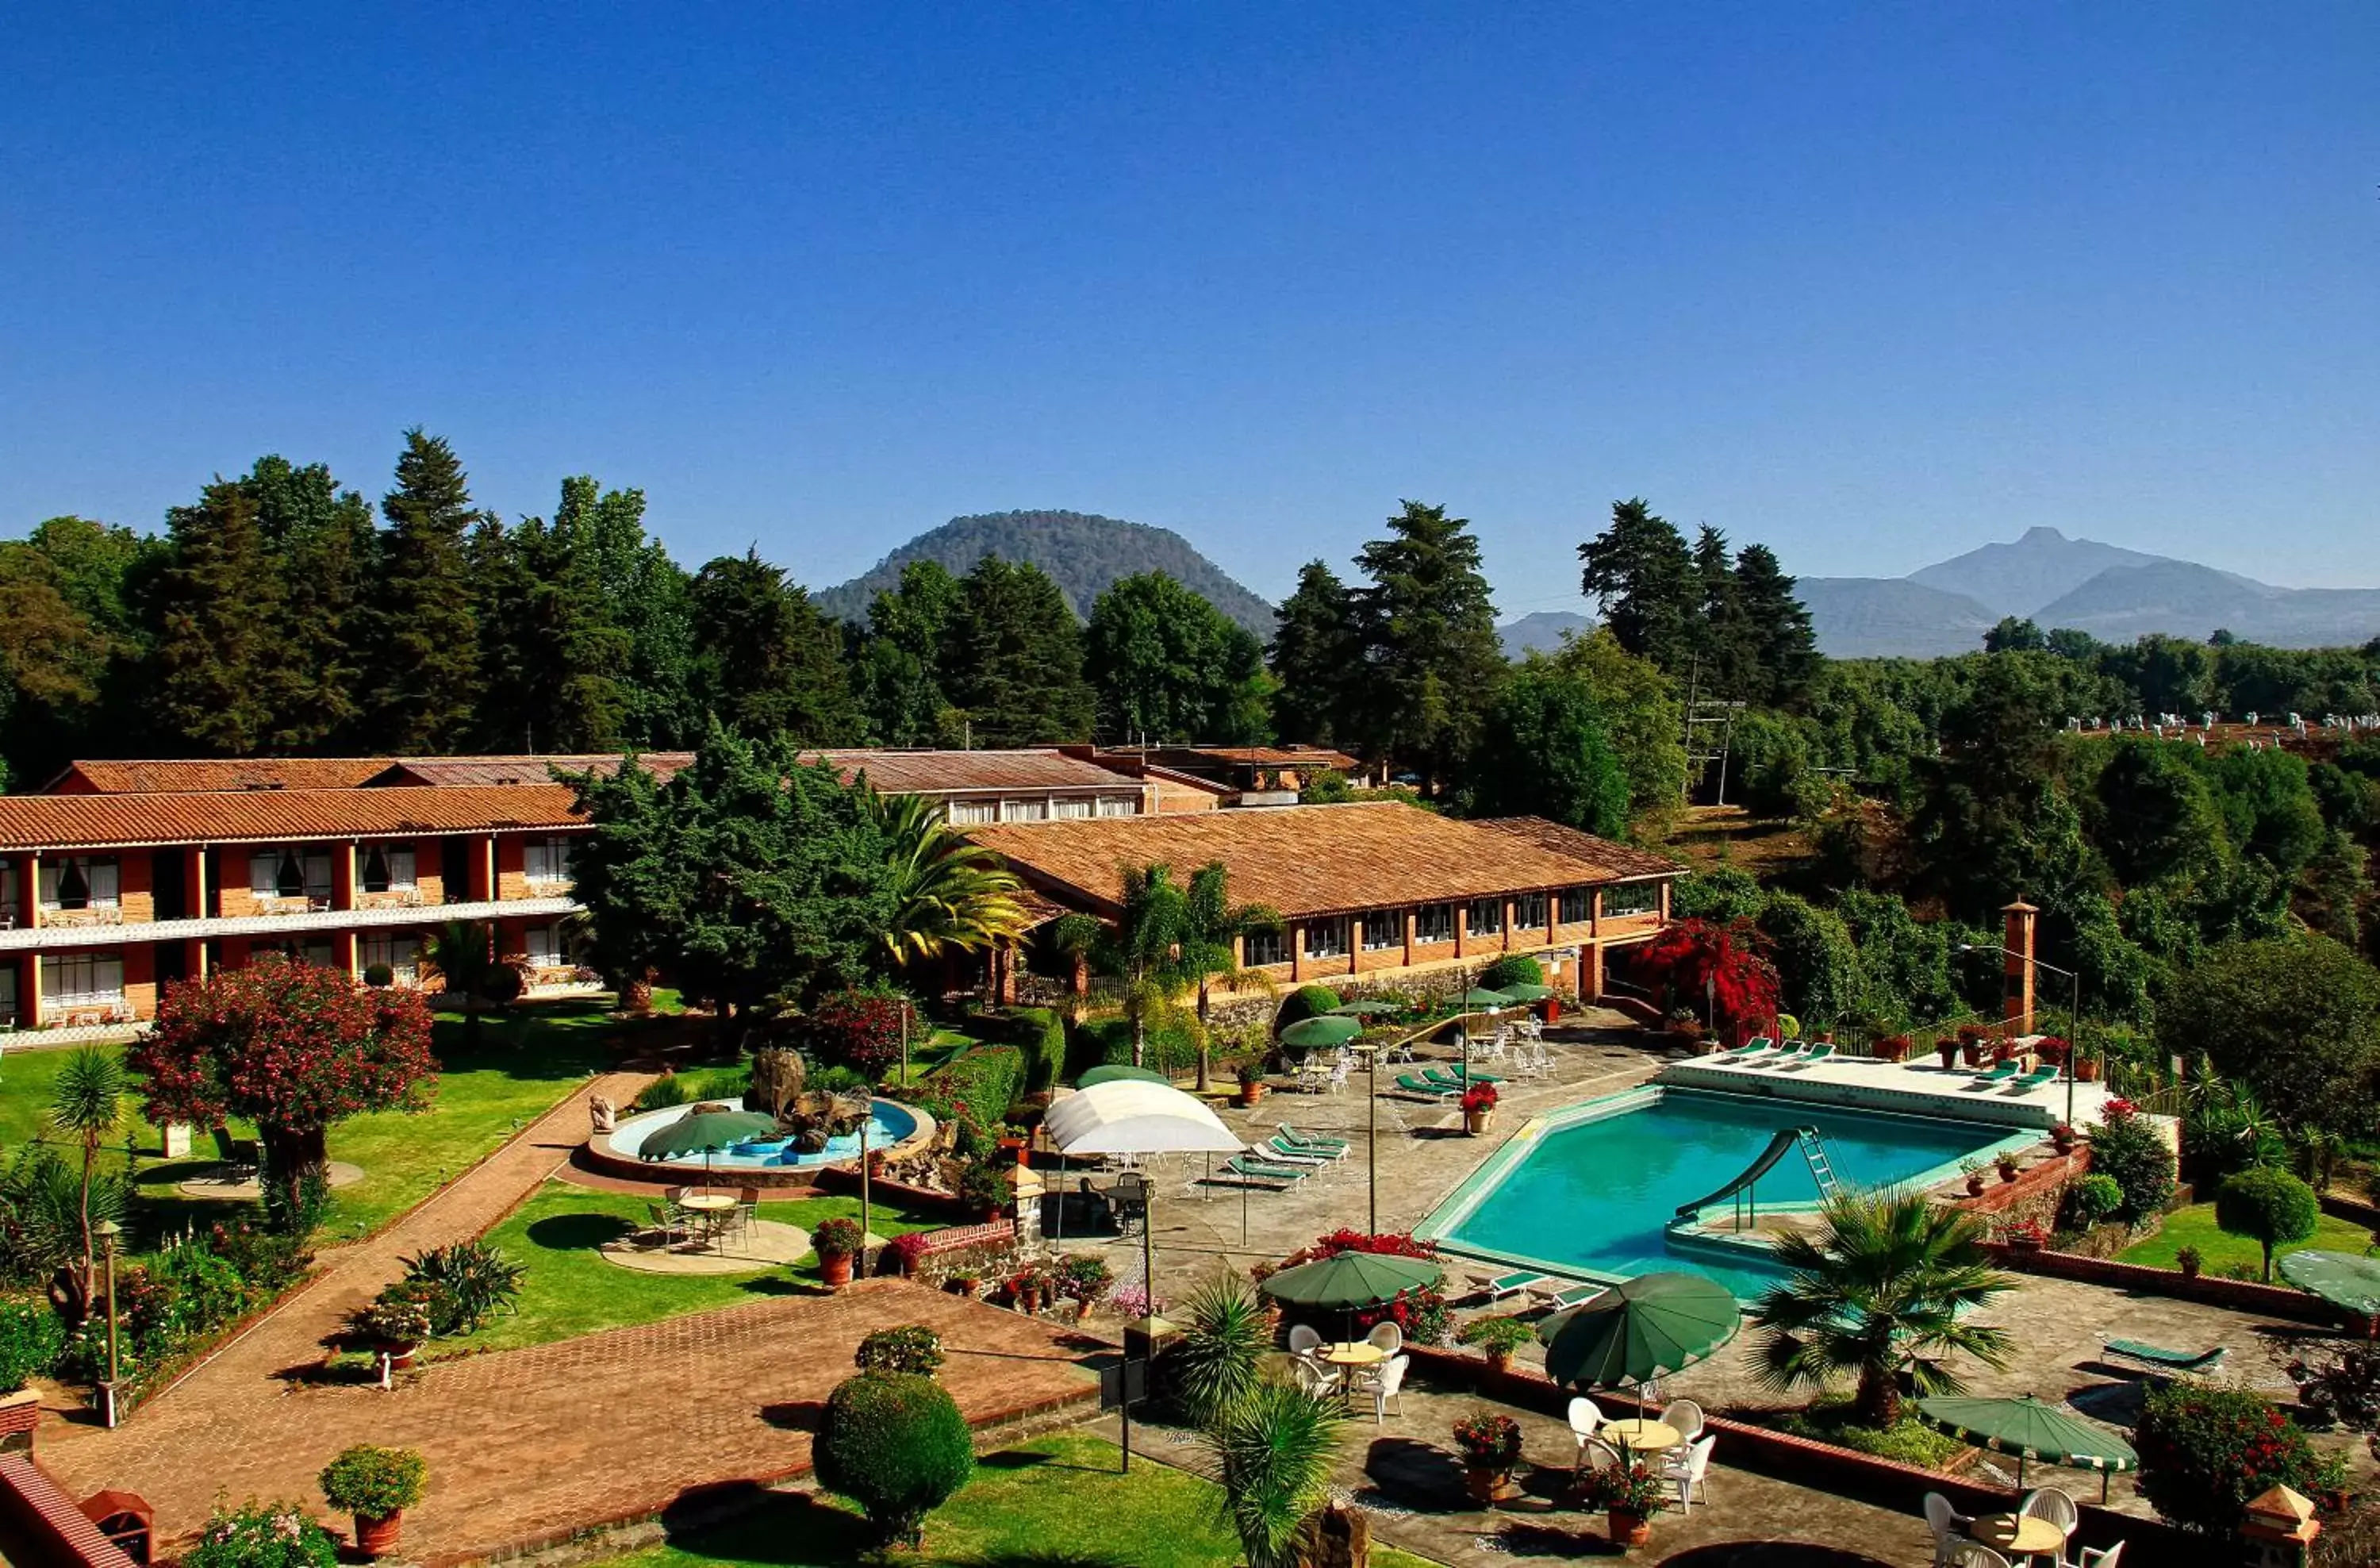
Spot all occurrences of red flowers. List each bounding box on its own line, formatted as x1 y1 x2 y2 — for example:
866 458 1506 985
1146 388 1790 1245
1634 918 1781 1047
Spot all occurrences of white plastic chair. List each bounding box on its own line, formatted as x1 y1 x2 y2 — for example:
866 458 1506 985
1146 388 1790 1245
1526 1040 1551 1077
2075 1544 2124 1567
1662 1432 1715 1508
1925 1493 1975 1568
1356 1353 1408 1422
2019 1487 2079 1544
1658 1398 1704 1447
1288 1323 1323 1357
1566 1394 1603 1451
1365 1320 1404 1356
1290 1355 1341 1398
1945 1547 2010 1568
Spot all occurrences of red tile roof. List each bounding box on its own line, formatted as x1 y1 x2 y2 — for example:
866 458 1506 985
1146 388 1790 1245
45 759 397 794
0 784 585 851
372 754 693 788
801 749 1142 795
969 801 1675 920
1465 817 1682 880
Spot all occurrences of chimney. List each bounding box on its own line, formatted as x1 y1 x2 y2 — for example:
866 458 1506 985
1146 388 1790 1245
2001 900 2038 1036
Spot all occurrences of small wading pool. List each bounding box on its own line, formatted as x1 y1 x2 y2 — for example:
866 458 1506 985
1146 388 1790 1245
596 1100 929 1187
1419 1086 2032 1300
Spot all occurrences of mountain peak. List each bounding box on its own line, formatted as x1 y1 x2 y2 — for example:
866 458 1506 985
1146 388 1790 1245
1906 528 2171 617
2017 525 2069 544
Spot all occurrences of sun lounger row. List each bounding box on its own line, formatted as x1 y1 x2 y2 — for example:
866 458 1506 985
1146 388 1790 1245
1722 1039 1834 1070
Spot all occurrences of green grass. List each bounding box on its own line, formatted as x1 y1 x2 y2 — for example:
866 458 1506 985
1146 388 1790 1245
442 1182 945 1355
2118 1200 2378 1278
593 1431 1441 1568
1768 1397 1967 1469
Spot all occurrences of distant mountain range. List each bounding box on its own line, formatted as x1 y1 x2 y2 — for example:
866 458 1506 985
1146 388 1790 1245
815 510 1276 638
1804 526 2380 657
1497 611 1594 658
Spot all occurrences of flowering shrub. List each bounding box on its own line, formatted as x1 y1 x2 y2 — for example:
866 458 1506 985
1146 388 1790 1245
2086 1100 2175 1223
2135 1383 2344 1535
317 1446 426 1519
1633 918 1780 1047
1266 1231 1452 1345
2035 1036 2070 1066
1578 1454 1671 1514
1110 1283 1165 1320
855 1324 945 1377
1998 1217 2049 1247
813 1218 866 1259
1452 1411 1524 1469
181 1501 340 1568
1460 1082 1498 1114
802 989 912 1080
0 1301 63 1392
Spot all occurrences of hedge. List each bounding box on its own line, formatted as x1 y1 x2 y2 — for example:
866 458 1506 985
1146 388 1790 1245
1075 1016 1200 1077
1004 1007 1067 1093
919 1044 1026 1127
1479 955 1545 991
1274 985 1342 1032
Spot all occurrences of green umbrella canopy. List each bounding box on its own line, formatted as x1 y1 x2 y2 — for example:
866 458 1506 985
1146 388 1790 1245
1916 1394 2136 1487
2281 1251 2380 1316
1260 1251 1443 1309
1457 988 1514 1009
1539 1272 1741 1388
638 1109 780 1161
1280 1016 1363 1051
1498 982 1556 1002
1077 1063 1170 1089
1327 998 1404 1017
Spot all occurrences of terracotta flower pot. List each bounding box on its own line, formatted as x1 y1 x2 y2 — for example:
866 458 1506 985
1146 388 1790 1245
1239 1083 1265 1108
1965 1175 1987 1197
1462 1466 1513 1506
355 1512 404 1559
1464 1108 1494 1136
1937 1045 1960 1070
2076 1058 2100 1082
1609 1509 1652 1548
1485 1347 1514 1375
819 1252 854 1288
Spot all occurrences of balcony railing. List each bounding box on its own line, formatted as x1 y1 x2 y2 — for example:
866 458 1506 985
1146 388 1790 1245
37 905 125 928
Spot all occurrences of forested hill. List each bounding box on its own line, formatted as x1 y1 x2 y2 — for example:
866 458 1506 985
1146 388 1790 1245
816 511 1276 637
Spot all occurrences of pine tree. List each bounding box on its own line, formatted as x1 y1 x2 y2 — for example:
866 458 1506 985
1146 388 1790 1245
243 456 376 751
465 516 539 749
1579 498 1698 672
1266 561 1361 746
853 559 964 746
941 557 1097 746
689 549 865 744
1350 501 1506 789
1734 542 1818 704
1086 571 1270 743
152 480 288 754
470 482 635 752
1691 524 1754 698
366 429 484 751
562 477 697 747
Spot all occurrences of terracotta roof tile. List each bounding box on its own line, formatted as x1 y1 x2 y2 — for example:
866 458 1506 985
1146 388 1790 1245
969 801 1675 920
1466 817 1682 880
373 754 694 788
801 749 1142 795
46 758 398 794
0 784 585 852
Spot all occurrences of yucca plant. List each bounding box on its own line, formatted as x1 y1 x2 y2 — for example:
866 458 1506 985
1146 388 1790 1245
48 1047 125 1320
1171 1275 1270 1426
1206 1380 1345 1568
398 1240 525 1335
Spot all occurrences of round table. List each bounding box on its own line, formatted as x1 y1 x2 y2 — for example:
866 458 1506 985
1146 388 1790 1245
1970 1512 2065 1563
676 1192 736 1251
1600 1418 1681 1454
1322 1342 1387 1370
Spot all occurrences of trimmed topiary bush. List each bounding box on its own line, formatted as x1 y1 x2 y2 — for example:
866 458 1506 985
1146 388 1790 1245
2085 1101 2175 1222
361 963 395 990
2216 1166 2320 1281
2059 1174 2125 1233
1274 986 1342 1034
2136 1382 2342 1536
855 1324 945 1377
1478 955 1544 991
318 1445 427 1520
814 1370 976 1547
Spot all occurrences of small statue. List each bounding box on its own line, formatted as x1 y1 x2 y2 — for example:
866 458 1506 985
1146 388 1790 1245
590 1095 616 1135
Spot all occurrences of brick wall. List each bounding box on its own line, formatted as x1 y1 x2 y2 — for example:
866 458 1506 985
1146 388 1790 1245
1980 1242 2345 1325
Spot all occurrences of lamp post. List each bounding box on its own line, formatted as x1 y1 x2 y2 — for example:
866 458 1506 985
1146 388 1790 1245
94 1218 121 1428
1959 943 2086 1127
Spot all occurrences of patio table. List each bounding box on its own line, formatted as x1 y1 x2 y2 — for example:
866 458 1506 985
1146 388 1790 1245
675 1191 735 1251
1322 1342 1387 1409
1600 1418 1681 1455
1970 1512 2063 1564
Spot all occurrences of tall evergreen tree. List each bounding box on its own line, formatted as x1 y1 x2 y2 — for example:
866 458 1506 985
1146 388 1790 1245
690 549 864 744
561 479 698 748
1349 501 1506 789
1461 667 1632 836
152 480 289 754
940 556 1097 746
1691 524 1754 698
471 485 635 752
853 559 964 746
243 456 376 751
1085 571 1270 744
1579 498 1698 672
367 429 484 752
1734 542 1818 705
1265 561 1361 746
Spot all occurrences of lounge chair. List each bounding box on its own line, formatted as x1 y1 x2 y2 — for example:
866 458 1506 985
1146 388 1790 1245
1746 1040 1805 1069
1257 1138 1334 1167
1528 1278 1606 1312
1225 1155 1314 1184
1423 1065 1503 1086
1968 1059 2019 1087
1723 1036 1775 1056
1467 1268 1549 1302
1781 1043 1834 1070
1276 1124 1349 1155
1395 1073 1459 1097
2101 1338 2226 1376
2006 1066 2059 1092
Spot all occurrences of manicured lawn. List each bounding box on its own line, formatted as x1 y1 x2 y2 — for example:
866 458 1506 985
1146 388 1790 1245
2117 1201 2378 1278
594 1431 1441 1568
442 1183 946 1355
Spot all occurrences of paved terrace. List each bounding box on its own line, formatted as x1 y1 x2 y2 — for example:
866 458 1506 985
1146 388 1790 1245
1660 1047 2116 1132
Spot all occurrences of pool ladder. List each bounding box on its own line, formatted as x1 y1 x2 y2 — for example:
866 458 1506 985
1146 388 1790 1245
1796 1128 1841 1201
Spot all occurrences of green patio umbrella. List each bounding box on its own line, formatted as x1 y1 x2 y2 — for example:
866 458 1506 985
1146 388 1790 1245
1498 982 1555 1002
1261 1252 1443 1338
1327 998 1404 1017
1916 1393 2137 1494
1077 1063 1170 1088
1457 988 1514 1009
1539 1272 1741 1393
1280 1016 1363 1051
637 1108 779 1185
2281 1250 2380 1319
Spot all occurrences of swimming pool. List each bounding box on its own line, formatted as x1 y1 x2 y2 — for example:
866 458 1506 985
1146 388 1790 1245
605 1100 922 1170
1418 1086 2031 1299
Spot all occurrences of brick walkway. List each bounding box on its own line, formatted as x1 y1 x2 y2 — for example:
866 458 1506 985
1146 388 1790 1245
36 1073 1101 1561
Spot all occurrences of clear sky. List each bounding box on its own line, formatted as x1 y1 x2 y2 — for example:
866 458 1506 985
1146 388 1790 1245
5 5 2375 614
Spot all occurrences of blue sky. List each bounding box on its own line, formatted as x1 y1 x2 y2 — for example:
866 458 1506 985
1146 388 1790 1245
5 5 2376 613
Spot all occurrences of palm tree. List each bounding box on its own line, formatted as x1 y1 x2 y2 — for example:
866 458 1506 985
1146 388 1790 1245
867 788 1033 963
1172 1274 1271 1427
1206 1380 1345 1568
1748 1187 2017 1427
48 1047 125 1320
423 919 498 1044
1083 864 1196 1068
1178 863 1280 1091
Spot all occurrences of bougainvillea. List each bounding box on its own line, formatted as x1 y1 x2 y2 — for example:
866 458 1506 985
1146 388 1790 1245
802 987 912 1080
1632 917 1781 1046
131 959 436 1187
1265 1231 1453 1345
2134 1383 2343 1535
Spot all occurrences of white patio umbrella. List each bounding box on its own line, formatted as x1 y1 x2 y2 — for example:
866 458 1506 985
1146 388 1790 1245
1044 1081 1247 1328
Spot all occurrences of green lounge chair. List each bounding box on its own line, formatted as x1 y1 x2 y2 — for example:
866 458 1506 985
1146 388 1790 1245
1395 1073 1459 1097
2102 1338 2226 1376
1222 1155 1311 1186
1747 1040 1806 1068
1261 1136 1337 1166
1781 1043 1835 1070
2007 1066 2059 1092
1468 1268 1548 1302
1277 1124 1350 1154
1968 1059 2018 1086
1726 1036 1775 1055
1424 1065 1503 1086
1530 1278 1606 1312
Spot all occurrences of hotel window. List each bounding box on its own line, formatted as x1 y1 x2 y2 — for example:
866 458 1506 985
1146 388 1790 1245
1413 903 1454 944
1604 882 1659 917
40 856 121 912
946 800 997 825
1303 917 1350 960
1052 797 1095 819
248 846 331 902
359 932 423 980
523 836 574 886
1559 887 1594 924
524 923 566 965
258 938 336 967
1464 897 1505 939
1001 798 1050 822
1243 926 1287 967
360 843 418 894
1514 893 1548 931
40 953 124 1007
1359 909 1404 951
0 966 14 1024
1097 795 1138 817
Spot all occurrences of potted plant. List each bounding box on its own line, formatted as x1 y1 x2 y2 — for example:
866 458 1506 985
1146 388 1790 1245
1996 1151 2022 1184
1452 1411 1524 1505
2002 1217 2048 1251
318 1444 426 1559
2176 1245 2203 1281
2050 1122 2078 1155
2075 1052 2101 1082
1960 1159 1988 1198
1455 1314 1531 1374
812 1216 866 1289
1461 1081 1499 1136
950 1273 981 1298
1936 1036 1960 1070
1957 1023 1990 1067
1578 1451 1668 1546
345 1294 432 1372
1873 1034 1912 1063
1009 1264 1047 1316
1237 1062 1265 1108
1053 1252 1113 1321
2036 1036 2069 1068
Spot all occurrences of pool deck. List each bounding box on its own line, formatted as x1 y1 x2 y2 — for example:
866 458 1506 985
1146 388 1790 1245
1659 1046 2115 1131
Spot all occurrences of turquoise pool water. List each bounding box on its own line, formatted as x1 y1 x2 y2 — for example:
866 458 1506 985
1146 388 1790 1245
608 1101 919 1169
1430 1088 2020 1299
